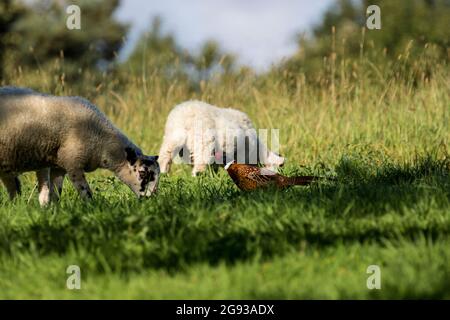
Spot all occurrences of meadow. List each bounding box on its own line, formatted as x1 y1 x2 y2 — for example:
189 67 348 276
0 50 449 299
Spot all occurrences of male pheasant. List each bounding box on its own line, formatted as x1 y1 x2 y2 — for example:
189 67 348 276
225 161 317 191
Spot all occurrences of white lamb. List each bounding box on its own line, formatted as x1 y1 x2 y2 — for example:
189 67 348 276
158 101 285 176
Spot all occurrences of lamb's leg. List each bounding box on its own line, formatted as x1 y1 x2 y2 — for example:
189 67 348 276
192 138 215 177
36 169 52 206
0 174 21 200
192 164 207 177
158 148 173 174
159 135 185 174
50 168 66 200
67 170 92 200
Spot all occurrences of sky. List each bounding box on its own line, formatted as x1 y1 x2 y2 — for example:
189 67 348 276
115 0 335 70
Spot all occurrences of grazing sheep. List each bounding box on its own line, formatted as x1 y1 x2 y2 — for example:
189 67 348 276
0 86 160 206
159 100 285 176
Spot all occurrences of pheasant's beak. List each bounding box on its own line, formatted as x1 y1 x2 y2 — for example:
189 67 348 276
224 160 235 170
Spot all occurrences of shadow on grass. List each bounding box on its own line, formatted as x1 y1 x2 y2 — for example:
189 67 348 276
0 155 449 272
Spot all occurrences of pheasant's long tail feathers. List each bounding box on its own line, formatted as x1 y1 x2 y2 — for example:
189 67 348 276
285 176 318 186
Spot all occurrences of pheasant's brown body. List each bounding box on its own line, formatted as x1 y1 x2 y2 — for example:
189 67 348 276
226 162 317 191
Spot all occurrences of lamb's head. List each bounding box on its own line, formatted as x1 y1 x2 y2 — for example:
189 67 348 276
116 147 160 198
264 151 285 171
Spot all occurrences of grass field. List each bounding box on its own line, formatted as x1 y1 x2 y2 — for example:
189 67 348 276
1 55 449 299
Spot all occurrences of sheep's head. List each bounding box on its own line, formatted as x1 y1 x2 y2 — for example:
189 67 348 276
116 147 160 198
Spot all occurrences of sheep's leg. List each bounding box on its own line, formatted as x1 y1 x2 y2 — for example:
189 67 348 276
192 138 215 177
50 168 66 200
67 170 92 200
158 153 173 174
192 164 207 177
0 174 21 200
159 134 186 174
36 168 52 207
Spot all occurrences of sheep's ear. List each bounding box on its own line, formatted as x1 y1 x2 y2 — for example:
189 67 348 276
142 156 159 166
125 147 138 165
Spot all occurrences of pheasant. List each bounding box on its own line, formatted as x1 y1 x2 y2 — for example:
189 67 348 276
224 161 317 191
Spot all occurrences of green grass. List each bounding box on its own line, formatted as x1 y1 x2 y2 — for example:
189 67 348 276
1 154 449 299
1 48 449 299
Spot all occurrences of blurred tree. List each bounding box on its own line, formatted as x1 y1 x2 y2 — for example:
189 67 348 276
126 16 190 79
126 17 235 86
0 0 26 80
194 40 235 82
3 0 128 77
280 0 449 81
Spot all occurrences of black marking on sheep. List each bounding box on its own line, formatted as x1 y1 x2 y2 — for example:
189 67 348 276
125 147 138 165
139 168 154 192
